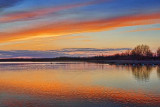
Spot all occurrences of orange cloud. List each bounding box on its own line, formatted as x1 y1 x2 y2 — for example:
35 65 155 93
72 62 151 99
0 0 110 23
0 12 160 43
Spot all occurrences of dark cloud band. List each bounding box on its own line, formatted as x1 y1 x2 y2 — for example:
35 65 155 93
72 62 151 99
0 48 131 58
0 0 22 10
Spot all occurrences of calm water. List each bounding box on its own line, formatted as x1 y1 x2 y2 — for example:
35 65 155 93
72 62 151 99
0 62 160 107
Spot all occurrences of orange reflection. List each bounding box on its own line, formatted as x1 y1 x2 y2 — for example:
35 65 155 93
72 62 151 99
0 71 159 106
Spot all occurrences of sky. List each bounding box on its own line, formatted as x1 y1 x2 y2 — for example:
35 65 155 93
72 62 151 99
0 0 160 58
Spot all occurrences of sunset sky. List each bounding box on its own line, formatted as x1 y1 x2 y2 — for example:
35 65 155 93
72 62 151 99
0 0 160 58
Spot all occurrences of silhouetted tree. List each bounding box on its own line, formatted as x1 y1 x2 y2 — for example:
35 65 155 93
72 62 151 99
157 47 160 57
131 45 153 57
122 49 131 56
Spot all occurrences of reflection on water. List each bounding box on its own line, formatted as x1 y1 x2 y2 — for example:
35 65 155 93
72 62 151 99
131 66 152 81
0 62 160 107
157 66 160 79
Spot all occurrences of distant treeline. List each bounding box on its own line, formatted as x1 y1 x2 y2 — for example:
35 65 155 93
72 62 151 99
0 45 160 62
36 45 160 61
92 44 160 60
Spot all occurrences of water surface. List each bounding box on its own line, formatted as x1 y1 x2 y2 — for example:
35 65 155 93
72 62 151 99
0 62 160 107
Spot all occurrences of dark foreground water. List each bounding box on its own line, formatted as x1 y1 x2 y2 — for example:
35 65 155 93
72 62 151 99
0 62 160 107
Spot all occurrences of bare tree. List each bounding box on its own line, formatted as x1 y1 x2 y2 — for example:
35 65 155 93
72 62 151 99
131 44 153 57
123 49 131 56
157 47 160 57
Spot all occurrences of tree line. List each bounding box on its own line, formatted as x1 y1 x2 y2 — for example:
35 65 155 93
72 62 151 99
0 44 159 62
53 45 160 61
123 45 160 57
101 45 160 60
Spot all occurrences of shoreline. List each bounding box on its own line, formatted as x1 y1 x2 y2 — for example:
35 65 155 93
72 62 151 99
0 59 160 65
88 60 160 65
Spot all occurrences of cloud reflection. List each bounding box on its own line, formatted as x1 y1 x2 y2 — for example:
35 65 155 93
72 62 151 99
0 63 160 106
